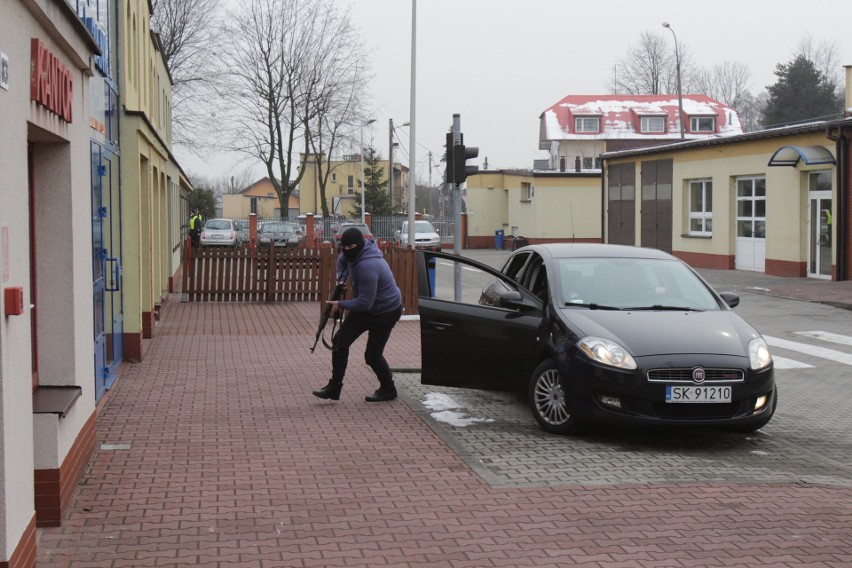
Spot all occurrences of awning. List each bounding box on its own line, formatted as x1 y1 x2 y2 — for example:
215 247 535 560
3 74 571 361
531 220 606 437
767 145 836 167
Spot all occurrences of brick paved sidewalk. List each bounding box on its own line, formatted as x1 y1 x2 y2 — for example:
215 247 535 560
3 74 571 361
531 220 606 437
36 300 852 567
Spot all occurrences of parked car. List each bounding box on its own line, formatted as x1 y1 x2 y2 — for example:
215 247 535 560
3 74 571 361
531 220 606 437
333 222 373 248
395 220 441 250
233 220 249 245
257 221 300 248
200 218 238 247
288 222 306 242
416 243 777 435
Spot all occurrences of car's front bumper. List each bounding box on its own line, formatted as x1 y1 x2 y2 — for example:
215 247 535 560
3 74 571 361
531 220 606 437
560 352 776 428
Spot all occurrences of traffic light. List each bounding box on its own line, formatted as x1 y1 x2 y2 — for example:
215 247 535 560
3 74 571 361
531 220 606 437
445 132 454 184
452 143 479 185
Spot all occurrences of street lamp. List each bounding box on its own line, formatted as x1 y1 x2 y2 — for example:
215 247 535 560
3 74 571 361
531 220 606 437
360 118 376 223
662 22 685 140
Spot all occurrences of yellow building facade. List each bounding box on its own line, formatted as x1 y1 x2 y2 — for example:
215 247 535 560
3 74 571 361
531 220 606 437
298 153 409 217
465 171 603 248
221 178 300 219
119 0 192 360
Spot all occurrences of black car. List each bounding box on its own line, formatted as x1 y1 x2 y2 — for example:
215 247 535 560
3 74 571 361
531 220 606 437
416 244 776 435
257 221 299 248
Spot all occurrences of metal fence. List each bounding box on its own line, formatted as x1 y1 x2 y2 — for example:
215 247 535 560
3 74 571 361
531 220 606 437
370 215 455 246
228 214 456 246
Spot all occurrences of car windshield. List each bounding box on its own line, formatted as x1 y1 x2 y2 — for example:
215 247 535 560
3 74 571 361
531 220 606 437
414 221 435 233
339 224 369 235
556 257 720 311
261 223 293 234
206 220 231 230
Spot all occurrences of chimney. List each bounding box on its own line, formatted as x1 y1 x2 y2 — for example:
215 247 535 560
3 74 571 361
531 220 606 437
846 65 852 116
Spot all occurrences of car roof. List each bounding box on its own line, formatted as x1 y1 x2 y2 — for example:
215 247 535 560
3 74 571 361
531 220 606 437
520 243 678 262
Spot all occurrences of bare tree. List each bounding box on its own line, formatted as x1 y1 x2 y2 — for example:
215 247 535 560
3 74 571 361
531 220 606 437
610 31 697 95
151 0 222 147
303 3 371 217
694 61 752 110
216 0 332 220
217 170 255 196
796 34 844 90
214 0 367 220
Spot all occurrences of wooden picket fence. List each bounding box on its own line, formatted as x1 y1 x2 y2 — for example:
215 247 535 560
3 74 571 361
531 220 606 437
181 240 419 315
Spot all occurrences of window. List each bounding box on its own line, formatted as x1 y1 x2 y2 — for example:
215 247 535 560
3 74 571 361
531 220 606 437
687 179 713 235
521 182 533 201
331 173 337 183
575 116 600 133
582 157 601 170
640 116 666 133
347 175 354 195
736 177 766 239
690 116 716 132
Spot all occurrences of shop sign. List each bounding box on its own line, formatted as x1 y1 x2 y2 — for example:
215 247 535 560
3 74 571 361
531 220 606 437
30 39 73 123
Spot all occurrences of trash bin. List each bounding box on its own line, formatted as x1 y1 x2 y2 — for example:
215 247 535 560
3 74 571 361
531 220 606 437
427 257 436 297
495 229 505 250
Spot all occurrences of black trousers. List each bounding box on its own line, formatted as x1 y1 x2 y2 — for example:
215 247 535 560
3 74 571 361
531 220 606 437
331 305 402 385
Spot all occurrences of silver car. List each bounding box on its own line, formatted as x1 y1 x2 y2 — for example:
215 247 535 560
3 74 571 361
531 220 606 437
200 218 238 247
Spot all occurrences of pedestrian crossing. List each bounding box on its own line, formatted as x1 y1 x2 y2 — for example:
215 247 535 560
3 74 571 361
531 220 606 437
766 332 852 370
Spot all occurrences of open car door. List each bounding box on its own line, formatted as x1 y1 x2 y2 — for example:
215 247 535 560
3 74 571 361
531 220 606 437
416 251 542 391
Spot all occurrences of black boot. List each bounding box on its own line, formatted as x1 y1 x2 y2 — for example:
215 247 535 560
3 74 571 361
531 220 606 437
313 380 343 401
365 379 397 402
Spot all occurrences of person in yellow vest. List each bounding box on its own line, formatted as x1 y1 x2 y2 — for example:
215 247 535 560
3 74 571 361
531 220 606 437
189 210 203 247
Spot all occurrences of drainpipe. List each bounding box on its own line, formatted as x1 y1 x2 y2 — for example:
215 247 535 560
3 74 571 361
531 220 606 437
826 127 848 280
600 157 607 243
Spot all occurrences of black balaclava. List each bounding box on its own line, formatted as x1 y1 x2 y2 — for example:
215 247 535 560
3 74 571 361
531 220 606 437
341 227 366 262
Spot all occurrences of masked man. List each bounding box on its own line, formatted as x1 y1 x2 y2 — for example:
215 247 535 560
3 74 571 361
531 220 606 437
313 227 403 402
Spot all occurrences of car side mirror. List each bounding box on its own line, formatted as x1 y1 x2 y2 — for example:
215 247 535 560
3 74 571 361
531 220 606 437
720 292 740 308
499 290 536 311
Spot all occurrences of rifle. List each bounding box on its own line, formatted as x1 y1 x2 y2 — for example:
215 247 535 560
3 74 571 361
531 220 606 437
310 270 348 353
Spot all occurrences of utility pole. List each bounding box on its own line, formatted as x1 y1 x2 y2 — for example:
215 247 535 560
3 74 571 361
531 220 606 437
388 118 394 205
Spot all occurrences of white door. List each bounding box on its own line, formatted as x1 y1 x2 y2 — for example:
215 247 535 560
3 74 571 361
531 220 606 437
735 177 766 272
807 171 833 279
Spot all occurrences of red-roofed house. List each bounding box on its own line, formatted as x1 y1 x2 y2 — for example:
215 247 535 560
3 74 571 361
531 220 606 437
539 94 743 171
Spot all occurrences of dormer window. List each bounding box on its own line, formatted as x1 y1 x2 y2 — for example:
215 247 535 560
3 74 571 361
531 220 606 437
574 116 600 133
690 116 716 132
640 116 666 133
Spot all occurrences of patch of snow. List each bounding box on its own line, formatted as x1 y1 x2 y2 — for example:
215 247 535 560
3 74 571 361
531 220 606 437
430 410 494 428
422 392 495 428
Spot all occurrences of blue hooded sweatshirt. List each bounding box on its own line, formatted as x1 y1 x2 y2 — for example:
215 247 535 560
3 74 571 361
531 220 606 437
336 239 402 315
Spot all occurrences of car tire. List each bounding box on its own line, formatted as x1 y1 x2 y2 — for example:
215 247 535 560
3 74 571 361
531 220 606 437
528 359 581 435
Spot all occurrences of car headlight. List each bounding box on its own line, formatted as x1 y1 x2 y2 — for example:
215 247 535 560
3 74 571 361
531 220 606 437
748 337 772 370
577 336 637 370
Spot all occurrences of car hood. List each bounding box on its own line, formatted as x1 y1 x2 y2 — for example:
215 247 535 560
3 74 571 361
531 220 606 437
559 308 759 357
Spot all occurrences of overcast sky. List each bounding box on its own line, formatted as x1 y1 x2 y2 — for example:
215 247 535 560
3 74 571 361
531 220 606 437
178 0 851 185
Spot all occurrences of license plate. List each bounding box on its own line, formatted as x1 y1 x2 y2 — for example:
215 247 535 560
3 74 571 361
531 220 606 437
213 234 223 239
666 385 731 403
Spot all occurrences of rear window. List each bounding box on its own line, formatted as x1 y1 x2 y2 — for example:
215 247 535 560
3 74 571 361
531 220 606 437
206 220 232 230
